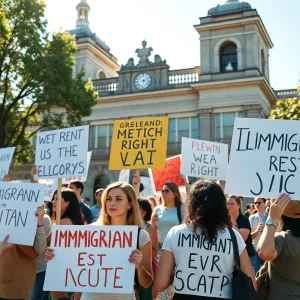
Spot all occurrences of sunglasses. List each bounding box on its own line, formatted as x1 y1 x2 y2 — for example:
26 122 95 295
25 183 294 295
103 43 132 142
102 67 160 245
254 202 262 205
161 189 170 194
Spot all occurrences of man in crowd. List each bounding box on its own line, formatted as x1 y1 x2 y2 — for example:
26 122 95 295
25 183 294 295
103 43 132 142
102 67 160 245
90 188 104 221
249 197 268 273
68 180 93 224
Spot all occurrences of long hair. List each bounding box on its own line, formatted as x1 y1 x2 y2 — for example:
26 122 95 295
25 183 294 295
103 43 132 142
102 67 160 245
97 182 144 228
52 188 84 225
186 179 231 243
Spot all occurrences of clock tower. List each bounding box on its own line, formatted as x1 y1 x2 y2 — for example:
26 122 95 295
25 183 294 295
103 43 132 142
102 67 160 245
116 41 169 94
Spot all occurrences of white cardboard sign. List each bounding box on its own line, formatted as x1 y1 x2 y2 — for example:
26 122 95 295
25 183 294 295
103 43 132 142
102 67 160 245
0 182 46 245
119 169 130 183
44 225 138 293
181 137 228 180
62 151 92 184
35 125 89 179
225 118 300 199
0 147 15 180
38 179 58 202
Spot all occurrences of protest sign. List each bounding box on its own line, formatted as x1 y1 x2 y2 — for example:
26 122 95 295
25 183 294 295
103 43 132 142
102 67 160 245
149 155 186 193
34 125 89 179
181 138 228 181
38 179 58 202
225 118 300 199
0 147 15 180
119 169 130 183
0 182 46 245
44 225 138 293
140 176 154 197
62 151 92 184
109 117 169 170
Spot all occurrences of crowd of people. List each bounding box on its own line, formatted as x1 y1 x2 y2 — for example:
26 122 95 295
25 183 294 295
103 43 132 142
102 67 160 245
1 167 300 300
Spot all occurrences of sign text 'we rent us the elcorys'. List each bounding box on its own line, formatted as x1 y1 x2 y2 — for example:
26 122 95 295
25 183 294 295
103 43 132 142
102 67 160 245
226 118 300 199
35 126 89 179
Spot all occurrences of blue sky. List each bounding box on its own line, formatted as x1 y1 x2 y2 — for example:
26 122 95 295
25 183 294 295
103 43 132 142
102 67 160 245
44 0 300 90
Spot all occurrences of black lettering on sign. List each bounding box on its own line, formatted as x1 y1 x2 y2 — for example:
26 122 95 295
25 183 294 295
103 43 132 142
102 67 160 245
0 153 11 162
0 209 28 227
174 270 184 291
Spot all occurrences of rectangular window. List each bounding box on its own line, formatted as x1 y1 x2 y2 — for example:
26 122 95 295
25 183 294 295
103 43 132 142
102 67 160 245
215 112 244 139
89 124 113 149
168 117 199 142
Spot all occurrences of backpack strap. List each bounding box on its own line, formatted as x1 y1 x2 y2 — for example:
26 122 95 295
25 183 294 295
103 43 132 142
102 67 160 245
134 227 142 285
228 227 241 270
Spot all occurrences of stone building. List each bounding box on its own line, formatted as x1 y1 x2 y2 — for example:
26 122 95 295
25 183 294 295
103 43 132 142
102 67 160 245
10 0 297 203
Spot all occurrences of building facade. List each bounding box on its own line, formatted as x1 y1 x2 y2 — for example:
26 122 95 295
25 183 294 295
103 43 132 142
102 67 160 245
10 0 298 203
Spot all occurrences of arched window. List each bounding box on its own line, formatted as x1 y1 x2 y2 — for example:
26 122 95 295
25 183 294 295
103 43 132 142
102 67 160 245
99 71 106 79
94 175 110 192
261 50 266 76
220 43 238 73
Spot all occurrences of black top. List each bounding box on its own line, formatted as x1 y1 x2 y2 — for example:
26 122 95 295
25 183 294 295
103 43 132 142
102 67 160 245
80 201 93 224
236 213 255 257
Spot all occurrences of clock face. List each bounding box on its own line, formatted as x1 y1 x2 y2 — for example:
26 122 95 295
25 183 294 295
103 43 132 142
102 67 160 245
134 73 152 90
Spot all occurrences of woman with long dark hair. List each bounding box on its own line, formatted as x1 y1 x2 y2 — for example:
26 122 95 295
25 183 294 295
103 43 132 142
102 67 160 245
48 189 84 300
257 194 300 300
153 180 255 300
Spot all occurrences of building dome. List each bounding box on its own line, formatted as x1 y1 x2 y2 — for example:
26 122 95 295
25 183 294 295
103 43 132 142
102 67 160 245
208 0 252 16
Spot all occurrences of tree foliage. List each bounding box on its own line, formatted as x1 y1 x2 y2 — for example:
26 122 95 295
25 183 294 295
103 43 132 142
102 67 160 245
270 87 300 120
0 0 97 163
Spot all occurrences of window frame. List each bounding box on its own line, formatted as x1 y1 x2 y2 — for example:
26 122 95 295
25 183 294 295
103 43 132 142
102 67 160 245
168 117 199 142
220 43 238 73
215 112 244 139
89 124 113 149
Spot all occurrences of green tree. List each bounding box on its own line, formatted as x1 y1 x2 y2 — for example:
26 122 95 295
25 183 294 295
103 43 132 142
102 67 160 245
0 0 97 163
270 87 300 120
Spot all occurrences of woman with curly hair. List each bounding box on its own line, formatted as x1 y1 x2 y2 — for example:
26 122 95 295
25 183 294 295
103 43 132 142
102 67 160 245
153 180 255 300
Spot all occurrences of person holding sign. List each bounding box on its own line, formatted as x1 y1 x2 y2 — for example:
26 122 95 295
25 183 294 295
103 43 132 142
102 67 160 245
257 195 300 300
46 182 153 300
150 182 184 300
153 180 255 300
0 207 47 300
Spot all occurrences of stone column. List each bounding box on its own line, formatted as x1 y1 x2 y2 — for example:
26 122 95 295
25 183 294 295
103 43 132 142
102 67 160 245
198 108 213 141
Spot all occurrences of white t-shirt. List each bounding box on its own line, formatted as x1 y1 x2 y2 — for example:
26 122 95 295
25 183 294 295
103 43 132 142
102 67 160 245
81 229 150 300
249 212 268 248
162 224 245 299
154 204 184 243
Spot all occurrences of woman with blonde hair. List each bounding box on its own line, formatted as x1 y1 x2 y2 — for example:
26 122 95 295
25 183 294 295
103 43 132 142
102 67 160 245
46 182 153 300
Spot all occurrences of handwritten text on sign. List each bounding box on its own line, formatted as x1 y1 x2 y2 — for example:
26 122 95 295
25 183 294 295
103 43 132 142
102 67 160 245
171 230 235 298
109 117 169 170
181 138 228 180
0 147 15 180
38 179 58 202
0 182 46 246
44 225 138 293
149 155 185 192
35 126 89 179
225 118 300 199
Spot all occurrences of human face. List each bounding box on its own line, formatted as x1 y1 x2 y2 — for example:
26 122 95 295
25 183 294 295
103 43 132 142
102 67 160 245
227 198 240 214
161 185 175 203
68 183 81 200
254 198 266 213
106 188 131 219
95 191 103 206
52 195 69 215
